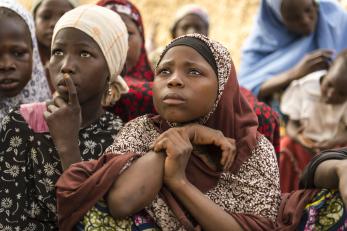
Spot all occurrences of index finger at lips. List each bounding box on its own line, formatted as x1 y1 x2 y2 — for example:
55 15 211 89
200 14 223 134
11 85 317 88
53 96 67 108
63 74 79 105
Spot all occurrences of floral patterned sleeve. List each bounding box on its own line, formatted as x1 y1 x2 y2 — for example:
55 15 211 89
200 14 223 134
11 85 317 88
105 115 159 155
0 109 33 226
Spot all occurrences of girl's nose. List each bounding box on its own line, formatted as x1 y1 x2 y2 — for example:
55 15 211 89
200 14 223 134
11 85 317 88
167 72 184 87
60 55 76 75
0 55 15 72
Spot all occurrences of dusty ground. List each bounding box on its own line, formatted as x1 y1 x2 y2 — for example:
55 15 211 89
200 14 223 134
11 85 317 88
18 0 347 69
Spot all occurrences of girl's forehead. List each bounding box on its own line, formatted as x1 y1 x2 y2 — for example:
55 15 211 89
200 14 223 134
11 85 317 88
53 28 98 48
0 16 31 43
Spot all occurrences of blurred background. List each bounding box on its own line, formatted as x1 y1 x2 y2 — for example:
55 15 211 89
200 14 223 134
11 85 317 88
18 0 347 68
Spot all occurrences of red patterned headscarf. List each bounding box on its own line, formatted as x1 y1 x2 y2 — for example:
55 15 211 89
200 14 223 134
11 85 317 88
97 0 156 122
97 0 154 81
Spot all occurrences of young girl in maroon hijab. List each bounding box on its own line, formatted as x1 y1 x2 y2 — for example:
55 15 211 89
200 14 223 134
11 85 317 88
53 34 280 231
97 0 155 122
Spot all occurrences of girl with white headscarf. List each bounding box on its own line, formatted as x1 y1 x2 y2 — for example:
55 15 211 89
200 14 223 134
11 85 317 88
0 4 128 230
0 0 51 120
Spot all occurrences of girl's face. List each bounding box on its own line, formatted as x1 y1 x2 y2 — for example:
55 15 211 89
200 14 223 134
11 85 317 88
321 59 347 105
173 14 208 38
120 13 142 71
281 0 318 36
153 45 218 123
49 28 109 105
35 0 74 48
0 16 33 98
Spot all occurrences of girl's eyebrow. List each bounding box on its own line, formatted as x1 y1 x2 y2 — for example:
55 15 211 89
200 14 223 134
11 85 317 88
158 59 174 67
52 41 95 49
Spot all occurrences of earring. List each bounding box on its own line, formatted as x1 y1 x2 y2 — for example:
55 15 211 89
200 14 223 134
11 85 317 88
108 82 112 95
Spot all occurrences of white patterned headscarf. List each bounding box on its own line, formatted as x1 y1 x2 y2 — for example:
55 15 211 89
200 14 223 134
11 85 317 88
52 4 129 106
0 0 51 119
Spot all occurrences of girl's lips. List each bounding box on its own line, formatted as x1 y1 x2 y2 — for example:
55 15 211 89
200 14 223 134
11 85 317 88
0 79 20 90
162 93 186 105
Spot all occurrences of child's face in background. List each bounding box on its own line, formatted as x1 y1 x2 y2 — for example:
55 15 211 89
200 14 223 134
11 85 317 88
173 14 208 38
119 13 142 71
321 59 347 104
281 0 318 36
153 46 218 123
49 28 109 105
35 0 74 48
0 16 33 98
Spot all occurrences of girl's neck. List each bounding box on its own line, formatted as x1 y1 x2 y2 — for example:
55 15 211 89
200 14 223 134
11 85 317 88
38 42 51 65
80 97 105 128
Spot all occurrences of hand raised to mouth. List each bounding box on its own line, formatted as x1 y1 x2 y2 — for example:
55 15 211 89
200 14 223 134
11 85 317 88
44 73 82 170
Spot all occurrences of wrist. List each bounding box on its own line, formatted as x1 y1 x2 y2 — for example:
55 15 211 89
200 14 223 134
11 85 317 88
55 140 79 156
165 177 189 191
336 160 347 179
287 68 300 81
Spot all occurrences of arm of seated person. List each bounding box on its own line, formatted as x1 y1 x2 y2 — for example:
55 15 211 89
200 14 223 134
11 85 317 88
107 151 165 218
258 69 298 100
258 49 332 100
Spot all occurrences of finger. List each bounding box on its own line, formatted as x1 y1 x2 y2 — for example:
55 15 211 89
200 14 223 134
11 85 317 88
47 104 59 113
309 49 334 59
224 152 233 171
311 59 330 69
45 99 54 107
43 111 51 120
54 95 68 107
222 138 236 169
153 138 168 153
215 137 234 165
64 74 79 105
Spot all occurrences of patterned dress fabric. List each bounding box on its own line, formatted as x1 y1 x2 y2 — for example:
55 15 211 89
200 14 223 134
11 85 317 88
0 109 122 230
298 189 347 231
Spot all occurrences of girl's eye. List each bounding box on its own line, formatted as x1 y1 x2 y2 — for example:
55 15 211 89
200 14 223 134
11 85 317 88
81 51 91 58
38 13 51 21
52 49 63 56
189 69 201 76
157 68 171 76
12 50 26 57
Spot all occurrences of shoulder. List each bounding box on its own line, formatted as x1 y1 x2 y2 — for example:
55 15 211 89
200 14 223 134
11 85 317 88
1 108 27 131
105 115 159 155
282 71 325 104
290 70 324 93
0 108 32 146
121 115 157 133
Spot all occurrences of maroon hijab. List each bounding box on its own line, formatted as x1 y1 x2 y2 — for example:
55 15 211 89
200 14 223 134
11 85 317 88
155 34 259 174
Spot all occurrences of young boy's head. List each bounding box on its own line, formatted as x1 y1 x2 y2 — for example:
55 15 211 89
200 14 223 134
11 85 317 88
171 4 209 39
33 0 78 48
321 49 347 104
0 7 33 97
